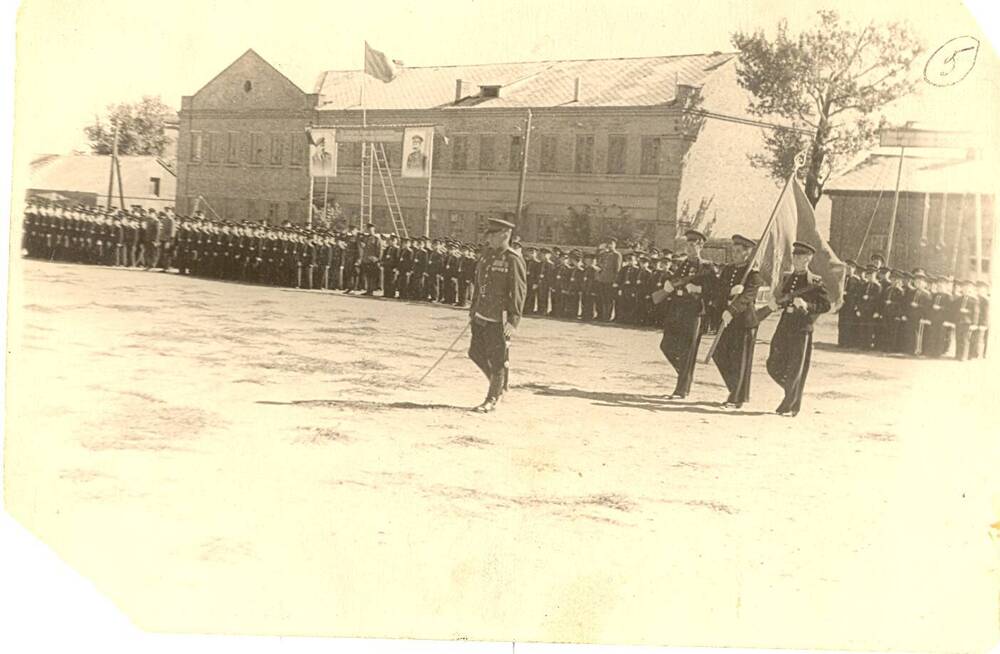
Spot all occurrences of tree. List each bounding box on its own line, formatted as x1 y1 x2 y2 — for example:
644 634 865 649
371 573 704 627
731 11 923 206
565 198 640 247
84 95 176 157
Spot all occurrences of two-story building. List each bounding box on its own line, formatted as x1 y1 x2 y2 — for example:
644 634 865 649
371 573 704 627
176 49 783 253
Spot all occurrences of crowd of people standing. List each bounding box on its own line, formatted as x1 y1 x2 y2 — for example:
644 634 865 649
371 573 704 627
837 254 990 361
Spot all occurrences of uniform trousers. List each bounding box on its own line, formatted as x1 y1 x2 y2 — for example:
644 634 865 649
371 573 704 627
468 317 508 400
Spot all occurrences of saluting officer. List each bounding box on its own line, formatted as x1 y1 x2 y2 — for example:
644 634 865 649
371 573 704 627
765 241 831 417
467 218 527 413
711 234 764 408
659 229 716 399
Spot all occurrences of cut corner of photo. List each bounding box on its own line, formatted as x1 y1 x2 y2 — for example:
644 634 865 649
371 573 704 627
2 1 1000 654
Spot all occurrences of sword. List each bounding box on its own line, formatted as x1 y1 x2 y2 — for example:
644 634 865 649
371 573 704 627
417 322 471 384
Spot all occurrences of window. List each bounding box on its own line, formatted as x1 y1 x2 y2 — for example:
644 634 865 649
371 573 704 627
969 256 991 274
247 199 259 222
538 215 554 240
190 132 203 162
449 211 463 238
270 134 284 165
869 234 889 254
575 135 594 173
205 133 218 163
227 132 239 163
640 136 661 175
267 202 280 222
336 141 356 168
540 136 558 173
479 135 496 171
150 177 161 197
509 135 523 172
476 212 489 236
286 201 300 223
251 133 265 164
607 134 626 174
290 132 304 165
452 135 468 171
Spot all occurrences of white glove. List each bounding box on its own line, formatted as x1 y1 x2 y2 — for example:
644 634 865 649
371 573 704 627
685 283 701 294
767 295 779 312
721 310 733 325
662 280 674 293
792 297 808 311
729 284 744 297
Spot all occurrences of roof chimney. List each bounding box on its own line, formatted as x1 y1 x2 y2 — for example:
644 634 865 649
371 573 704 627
573 77 581 102
455 79 463 103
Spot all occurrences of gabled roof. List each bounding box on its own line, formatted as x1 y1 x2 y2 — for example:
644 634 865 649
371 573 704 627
28 155 176 197
825 153 995 195
314 52 735 110
194 48 306 98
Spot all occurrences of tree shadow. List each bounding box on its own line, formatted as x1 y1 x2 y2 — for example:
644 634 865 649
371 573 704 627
256 398 472 412
516 383 773 416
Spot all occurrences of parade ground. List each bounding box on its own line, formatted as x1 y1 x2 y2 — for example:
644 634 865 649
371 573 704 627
5 259 999 652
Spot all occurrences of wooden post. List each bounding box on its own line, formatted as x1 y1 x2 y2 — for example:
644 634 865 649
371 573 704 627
114 150 125 210
974 193 983 276
885 145 905 265
951 194 968 277
424 135 435 238
106 125 118 208
323 175 330 226
307 175 315 227
515 109 533 224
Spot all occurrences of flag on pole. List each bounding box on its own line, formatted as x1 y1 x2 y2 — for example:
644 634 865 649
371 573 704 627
754 177 846 311
364 41 398 83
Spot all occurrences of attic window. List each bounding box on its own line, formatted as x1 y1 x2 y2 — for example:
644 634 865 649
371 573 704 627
243 80 253 93
479 85 501 98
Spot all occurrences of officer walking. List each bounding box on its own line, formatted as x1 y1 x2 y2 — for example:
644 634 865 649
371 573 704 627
467 218 527 413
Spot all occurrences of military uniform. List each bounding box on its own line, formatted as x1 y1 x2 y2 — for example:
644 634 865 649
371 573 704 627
711 235 764 407
765 242 832 416
468 218 527 412
660 230 716 399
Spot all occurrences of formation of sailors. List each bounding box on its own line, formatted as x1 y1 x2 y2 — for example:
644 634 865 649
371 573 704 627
837 254 990 361
20 200 732 327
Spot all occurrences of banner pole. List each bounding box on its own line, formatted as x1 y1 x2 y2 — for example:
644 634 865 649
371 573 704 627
424 135 434 238
308 175 315 227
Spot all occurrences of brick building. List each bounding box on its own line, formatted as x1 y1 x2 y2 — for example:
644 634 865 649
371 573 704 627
176 49 784 252
825 152 994 279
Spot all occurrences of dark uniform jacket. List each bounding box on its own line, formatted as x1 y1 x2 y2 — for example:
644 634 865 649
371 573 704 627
774 270 831 333
469 246 528 328
715 261 764 328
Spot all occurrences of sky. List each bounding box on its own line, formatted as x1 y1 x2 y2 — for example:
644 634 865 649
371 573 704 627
9 0 1000 157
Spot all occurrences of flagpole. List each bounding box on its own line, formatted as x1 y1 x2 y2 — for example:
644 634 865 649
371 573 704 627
702 150 807 364
308 174 315 227
424 136 434 238
739 149 810 287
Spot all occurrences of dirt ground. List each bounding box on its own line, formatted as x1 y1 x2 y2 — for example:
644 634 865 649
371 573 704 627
4 259 999 652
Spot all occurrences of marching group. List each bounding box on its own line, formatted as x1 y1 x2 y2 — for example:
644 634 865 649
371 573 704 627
837 254 990 362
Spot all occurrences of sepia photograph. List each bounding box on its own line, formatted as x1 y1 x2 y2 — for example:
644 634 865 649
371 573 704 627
2 1 999 653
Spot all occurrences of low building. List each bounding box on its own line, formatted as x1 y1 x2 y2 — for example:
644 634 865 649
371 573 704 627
825 151 994 279
176 49 788 251
28 154 177 211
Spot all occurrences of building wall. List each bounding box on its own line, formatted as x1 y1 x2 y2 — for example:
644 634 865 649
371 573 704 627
314 106 686 245
176 50 318 224
829 190 995 277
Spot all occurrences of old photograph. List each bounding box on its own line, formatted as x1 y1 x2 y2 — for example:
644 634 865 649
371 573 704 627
2 0 999 652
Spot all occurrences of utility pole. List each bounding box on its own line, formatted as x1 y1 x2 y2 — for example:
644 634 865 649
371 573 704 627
106 124 118 208
515 109 533 224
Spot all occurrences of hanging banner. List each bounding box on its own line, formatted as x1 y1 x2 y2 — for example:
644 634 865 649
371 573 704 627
308 129 337 177
401 126 434 178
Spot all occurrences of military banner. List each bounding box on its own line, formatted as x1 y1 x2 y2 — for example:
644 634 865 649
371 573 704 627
401 126 434 178
308 129 337 177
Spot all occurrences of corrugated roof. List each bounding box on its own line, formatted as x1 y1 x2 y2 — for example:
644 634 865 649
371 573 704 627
28 155 176 198
314 53 735 109
825 153 995 195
